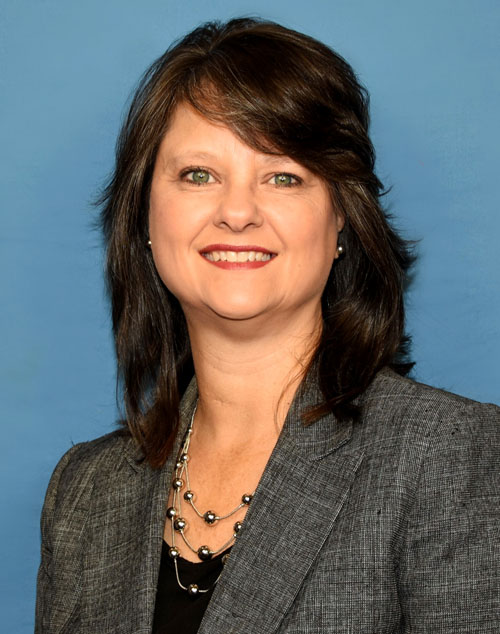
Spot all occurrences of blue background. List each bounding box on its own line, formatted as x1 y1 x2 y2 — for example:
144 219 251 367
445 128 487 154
1 1 499 629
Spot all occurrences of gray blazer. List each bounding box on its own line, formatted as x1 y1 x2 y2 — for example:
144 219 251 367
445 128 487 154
35 369 500 633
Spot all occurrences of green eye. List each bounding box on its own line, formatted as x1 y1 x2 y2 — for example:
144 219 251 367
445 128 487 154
190 169 211 184
273 173 296 187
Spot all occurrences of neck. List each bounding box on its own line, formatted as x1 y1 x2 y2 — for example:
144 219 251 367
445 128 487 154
184 307 322 450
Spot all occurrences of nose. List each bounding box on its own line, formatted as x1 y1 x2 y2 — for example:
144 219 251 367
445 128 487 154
213 181 263 232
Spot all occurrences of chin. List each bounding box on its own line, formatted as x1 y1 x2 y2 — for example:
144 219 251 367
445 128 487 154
208 304 267 322
196 292 273 322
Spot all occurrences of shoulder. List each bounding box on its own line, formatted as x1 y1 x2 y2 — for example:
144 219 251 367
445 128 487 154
349 371 499 540
42 431 139 523
361 368 499 437
352 369 500 492
55 429 134 476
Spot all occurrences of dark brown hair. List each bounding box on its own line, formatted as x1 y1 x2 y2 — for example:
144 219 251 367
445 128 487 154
99 18 414 467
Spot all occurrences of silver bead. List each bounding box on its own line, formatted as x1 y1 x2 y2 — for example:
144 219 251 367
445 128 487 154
233 521 243 534
242 493 253 505
183 490 194 501
187 584 199 597
203 510 217 525
166 506 177 519
173 517 186 531
172 478 183 490
175 461 183 469
197 545 212 561
168 546 180 559
180 453 189 462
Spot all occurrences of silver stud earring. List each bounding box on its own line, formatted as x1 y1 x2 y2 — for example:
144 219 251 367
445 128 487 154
147 239 152 248
336 244 344 258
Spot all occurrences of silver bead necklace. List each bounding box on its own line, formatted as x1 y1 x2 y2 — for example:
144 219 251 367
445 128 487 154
166 405 254 597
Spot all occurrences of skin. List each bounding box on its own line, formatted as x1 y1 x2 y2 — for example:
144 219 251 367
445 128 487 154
149 103 344 560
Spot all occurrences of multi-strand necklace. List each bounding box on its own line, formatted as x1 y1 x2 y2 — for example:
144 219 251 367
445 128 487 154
166 406 254 597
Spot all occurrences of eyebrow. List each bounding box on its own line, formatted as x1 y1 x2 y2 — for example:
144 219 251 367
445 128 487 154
167 151 220 164
156 152 211 171
260 154 298 165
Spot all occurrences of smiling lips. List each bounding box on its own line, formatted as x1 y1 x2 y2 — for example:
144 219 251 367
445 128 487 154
200 245 276 269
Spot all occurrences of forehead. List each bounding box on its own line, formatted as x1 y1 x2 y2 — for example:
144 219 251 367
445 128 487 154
160 103 242 152
156 103 298 168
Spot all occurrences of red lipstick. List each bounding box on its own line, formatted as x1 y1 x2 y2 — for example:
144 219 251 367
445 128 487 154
200 244 274 253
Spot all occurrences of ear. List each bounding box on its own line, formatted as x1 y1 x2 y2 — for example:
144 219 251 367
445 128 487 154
335 211 345 233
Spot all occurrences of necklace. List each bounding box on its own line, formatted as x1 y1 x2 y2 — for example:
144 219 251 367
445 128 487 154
166 405 254 597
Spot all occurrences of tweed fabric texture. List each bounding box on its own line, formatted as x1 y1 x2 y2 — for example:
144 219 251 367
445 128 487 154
35 369 500 633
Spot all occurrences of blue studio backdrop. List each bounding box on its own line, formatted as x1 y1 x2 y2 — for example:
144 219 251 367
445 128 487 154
1 1 499 630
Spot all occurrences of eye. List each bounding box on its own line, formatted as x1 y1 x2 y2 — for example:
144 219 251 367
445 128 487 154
271 173 301 187
182 168 215 185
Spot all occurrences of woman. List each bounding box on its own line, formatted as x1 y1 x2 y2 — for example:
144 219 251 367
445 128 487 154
35 18 499 634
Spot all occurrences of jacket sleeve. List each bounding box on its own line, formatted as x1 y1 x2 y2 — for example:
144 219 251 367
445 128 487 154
397 401 500 633
35 444 82 634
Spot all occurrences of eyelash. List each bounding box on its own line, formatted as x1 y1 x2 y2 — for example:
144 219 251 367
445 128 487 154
272 173 302 187
179 167 302 187
180 167 214 185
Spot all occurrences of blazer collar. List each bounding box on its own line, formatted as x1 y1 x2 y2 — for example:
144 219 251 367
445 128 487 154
278 369 354 459
122 378 198 469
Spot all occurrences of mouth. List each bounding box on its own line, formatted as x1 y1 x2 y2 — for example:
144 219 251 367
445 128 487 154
202 250 274 262
199 244 277 268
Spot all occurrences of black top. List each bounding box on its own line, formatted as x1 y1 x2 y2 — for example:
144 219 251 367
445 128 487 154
153 541 230 634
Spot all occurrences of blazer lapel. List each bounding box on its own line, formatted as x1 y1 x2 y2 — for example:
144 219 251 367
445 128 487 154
121 386 199 632
198 380 364 634
80 382 198 633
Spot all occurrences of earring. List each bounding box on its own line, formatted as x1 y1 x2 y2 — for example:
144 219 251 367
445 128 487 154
147 239 152 248
336 244 344 258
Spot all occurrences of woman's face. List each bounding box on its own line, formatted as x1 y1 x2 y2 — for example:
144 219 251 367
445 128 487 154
149 104 343 327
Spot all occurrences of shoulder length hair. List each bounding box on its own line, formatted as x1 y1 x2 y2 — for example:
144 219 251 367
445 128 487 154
99 18 414 467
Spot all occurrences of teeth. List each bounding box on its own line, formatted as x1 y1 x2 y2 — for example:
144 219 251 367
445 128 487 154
203 250 273 263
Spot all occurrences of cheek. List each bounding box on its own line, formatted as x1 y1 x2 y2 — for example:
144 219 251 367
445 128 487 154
149 191 193 256
148 200 184 291
149 188 174 242
297 212 338 266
